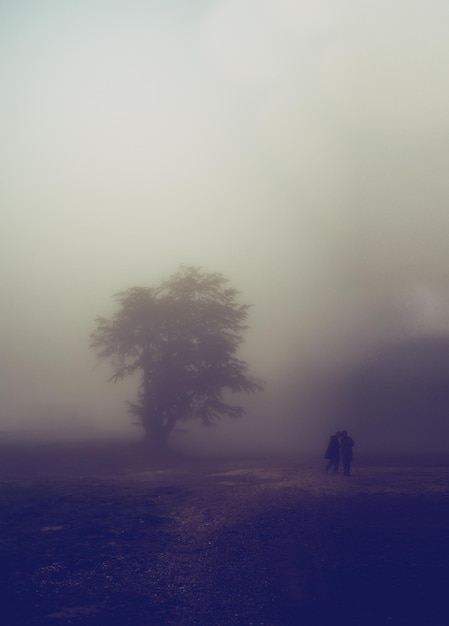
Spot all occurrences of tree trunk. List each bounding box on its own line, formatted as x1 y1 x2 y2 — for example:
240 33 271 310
141 370 177 450
140 407 175 451
145 427 169 449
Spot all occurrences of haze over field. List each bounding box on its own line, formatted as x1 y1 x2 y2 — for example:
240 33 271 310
2 0 449 456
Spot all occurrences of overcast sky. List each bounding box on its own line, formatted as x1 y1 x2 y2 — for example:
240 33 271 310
2 0 449 448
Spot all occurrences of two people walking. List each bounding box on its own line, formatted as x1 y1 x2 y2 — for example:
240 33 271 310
325 430 355 476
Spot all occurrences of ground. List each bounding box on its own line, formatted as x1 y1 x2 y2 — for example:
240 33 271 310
1 441 449 626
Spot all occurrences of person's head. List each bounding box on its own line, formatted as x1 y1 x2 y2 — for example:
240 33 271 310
341 430 348 437
335 431 342 438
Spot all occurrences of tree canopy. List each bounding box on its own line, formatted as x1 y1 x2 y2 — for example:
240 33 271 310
90 266 263 447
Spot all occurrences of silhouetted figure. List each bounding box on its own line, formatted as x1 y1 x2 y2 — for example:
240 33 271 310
340 430 355 476
325 431 341 473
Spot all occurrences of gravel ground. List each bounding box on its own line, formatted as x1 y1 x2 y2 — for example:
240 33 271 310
1 443 449 626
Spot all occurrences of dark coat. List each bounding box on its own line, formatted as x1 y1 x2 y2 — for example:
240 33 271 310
324 436 340 461
341 436 355 461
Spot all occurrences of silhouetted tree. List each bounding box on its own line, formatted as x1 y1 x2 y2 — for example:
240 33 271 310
91 266 263 448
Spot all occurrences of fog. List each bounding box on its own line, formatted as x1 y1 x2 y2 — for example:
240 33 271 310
2 0 449 458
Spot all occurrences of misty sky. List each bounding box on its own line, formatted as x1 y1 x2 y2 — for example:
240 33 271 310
2 0 449 447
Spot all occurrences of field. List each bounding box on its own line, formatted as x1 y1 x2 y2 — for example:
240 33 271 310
1 441 449 626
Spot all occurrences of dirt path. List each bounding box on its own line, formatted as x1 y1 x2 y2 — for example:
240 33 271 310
1 454 449 625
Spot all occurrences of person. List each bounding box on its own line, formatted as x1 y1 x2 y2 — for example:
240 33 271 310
324 431 341 473
340 430 355 476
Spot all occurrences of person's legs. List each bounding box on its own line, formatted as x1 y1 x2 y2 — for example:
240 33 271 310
326 459 338 473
